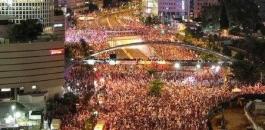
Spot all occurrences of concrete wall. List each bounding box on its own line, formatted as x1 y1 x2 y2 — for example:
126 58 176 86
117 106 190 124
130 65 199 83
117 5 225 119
0 41 64 97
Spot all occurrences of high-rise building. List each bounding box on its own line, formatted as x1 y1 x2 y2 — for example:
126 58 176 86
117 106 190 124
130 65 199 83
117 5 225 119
0 0 65 99
67 0 85 14
192 0 220 18
158 0 190 20
0 0 54 29
142 0 158 17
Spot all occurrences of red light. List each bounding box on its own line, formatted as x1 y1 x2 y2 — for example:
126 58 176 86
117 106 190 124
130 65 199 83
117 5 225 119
50 49 64 55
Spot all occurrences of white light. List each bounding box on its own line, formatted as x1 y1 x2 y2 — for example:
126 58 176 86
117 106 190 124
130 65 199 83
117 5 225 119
5 115 14 124
100 78 105 83
32 85 37 90
86 59 96 65
1 88 11 92
196 64 201 69
93 68 97 71
93 111 99 116
53 24 63 28
215 65 221 73
11 105 15 111
174 62 181 69
182 0 185 10
67 86 71 91
109 60 116 65
218 61 224 65
211 65 216 70
94 81 98 87
15 112 21 118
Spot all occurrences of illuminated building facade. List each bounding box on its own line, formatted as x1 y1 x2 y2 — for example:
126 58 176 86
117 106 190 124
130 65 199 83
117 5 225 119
158 0 190 20
67 0 85 14
142 0 158 16
0 41 64 99
0 0 54 28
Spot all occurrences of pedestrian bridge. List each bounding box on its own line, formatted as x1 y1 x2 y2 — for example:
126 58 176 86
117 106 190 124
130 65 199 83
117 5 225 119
90 41 234 61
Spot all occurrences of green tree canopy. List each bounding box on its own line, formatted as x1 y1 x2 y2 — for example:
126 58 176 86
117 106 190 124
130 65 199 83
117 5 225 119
220 1 229 29
85 2 99 13
200 0 262 34
149 79 164 97
8 19 43 43
231 61 259 84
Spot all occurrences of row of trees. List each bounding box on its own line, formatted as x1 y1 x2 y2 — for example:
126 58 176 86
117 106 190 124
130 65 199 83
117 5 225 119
103 0 131 8
140 16 161 25
46 92 79 123
8 19 43 43
200 0 264 35
230 38 265 84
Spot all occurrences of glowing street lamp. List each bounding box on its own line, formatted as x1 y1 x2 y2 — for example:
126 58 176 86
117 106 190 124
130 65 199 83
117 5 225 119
14 112 21 118
215 65 221 73
174 62 181 69
11 105 16 111
211 65 216 70
196 63 201 69
109 60 116 65
86 59 96 65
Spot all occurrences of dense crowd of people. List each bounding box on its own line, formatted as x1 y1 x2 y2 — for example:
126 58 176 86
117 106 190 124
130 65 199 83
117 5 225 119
150 44 199 61
60 6 265 130
61 64 265 130
65 63 94 95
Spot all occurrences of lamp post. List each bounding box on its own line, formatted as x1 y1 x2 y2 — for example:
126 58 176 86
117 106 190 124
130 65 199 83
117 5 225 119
11 105 16 125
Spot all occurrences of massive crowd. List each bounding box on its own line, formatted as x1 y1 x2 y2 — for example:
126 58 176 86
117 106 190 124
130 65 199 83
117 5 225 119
62 64 265 130
150 44 199 61
61 6 265 130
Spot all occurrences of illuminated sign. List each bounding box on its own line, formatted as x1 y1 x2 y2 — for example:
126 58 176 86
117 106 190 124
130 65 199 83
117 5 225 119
53 24 63 28
50 49 64 55
1 88 11 92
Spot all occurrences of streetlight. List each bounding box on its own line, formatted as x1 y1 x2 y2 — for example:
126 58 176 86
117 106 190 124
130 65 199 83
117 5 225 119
86 59 96 65
174 62 181 69
196 63 201 69
32 85 37 90
14 112 21 118
11 105 16 111
215 65 221 73
109 60 116 65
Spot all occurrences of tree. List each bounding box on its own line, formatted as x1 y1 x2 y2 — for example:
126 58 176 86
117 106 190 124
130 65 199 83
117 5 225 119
199 53 219 62
260 25 265 35
200 5 221 30
46 92 79 122
200 0 262 34
63 92 79 113
231 61 259 84
222 46 231 56
149 79 163 96
8 19 43 42
185 26 203 38
220 1 229 29
79 39 94 61
233 52 245 60
103 0 112 8
85 2 99 13
224 0 261 34
54 9 64 16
